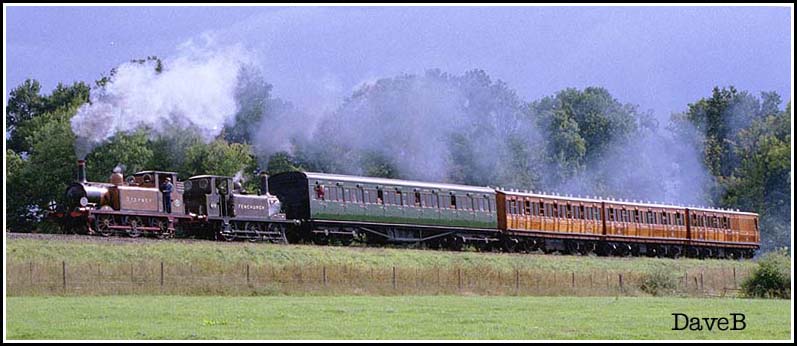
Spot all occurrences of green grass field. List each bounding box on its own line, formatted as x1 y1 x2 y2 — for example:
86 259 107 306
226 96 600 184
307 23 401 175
6 296 791 340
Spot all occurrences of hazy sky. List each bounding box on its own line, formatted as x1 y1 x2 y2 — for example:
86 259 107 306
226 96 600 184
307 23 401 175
5 5 792 120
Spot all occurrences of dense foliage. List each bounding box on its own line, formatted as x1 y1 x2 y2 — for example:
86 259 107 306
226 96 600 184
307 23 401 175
4 63 791 252
741 248 791 299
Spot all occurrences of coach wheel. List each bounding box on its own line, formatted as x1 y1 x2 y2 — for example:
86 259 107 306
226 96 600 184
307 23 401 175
671 246 682 259
542 241 555 254
126 216 143 238
337 232 354 246
313 233 330 245
96 215 115 237
578 242 593 256
503 238 519 253
448 236 465 251
618 243 632 257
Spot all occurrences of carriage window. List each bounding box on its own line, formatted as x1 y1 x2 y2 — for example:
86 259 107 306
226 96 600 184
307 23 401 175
377 189 384 204
451 195 457 209
314 185 325 200
565 204 572 218
460 196 473 211
489 198 495 212
524 201 531 215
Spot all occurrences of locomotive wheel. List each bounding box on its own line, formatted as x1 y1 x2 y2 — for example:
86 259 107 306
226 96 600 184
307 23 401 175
245 222 261 242
126 217 144 238
96 215 115 237
220 232 236 242
153 219 170 239
268 224 288 244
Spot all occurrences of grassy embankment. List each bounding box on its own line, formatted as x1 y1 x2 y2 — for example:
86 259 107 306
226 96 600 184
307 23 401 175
6 237 756 296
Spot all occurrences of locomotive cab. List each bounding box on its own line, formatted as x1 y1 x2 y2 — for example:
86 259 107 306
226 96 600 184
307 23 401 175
184 175 234 218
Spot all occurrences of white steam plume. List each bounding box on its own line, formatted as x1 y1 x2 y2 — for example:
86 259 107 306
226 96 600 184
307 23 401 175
71 37 250 158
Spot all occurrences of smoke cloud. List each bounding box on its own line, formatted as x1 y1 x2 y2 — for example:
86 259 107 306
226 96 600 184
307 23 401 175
255 69 540 188
71 36 250 158
252 69 712 207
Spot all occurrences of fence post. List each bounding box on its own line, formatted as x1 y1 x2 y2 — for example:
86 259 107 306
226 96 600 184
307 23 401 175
392 266 397 290
618 273 624 293
62 261 67 292
160 262 164 287
700 272 704 291
733 267 737 288
322 266 327 287
684 272 688 290
457 268 462 290
29 261 33 285
515 270 519 292
571 272 576 288
246 264 250 286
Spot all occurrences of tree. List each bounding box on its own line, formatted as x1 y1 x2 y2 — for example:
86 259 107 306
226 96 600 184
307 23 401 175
6 80 89 154
84 129 154 181
528 87 641 187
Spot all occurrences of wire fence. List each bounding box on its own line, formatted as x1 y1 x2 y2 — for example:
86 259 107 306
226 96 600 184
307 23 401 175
6 260 750 297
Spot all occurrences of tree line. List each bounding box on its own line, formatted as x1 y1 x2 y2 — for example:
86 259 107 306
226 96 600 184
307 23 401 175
5 60 790 252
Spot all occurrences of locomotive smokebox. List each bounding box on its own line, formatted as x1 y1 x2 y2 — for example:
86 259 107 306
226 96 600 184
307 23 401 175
77 160 87 183
259 172 269 195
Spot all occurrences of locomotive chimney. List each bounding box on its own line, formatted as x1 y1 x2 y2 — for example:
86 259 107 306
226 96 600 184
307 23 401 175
77 160 87 183
259 172 269 195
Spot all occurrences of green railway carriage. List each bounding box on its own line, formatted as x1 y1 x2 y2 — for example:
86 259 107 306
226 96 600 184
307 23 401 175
268 171 498 246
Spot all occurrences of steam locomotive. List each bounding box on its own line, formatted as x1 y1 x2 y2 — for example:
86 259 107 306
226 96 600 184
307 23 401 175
59 160 295 242
55 160 760 259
